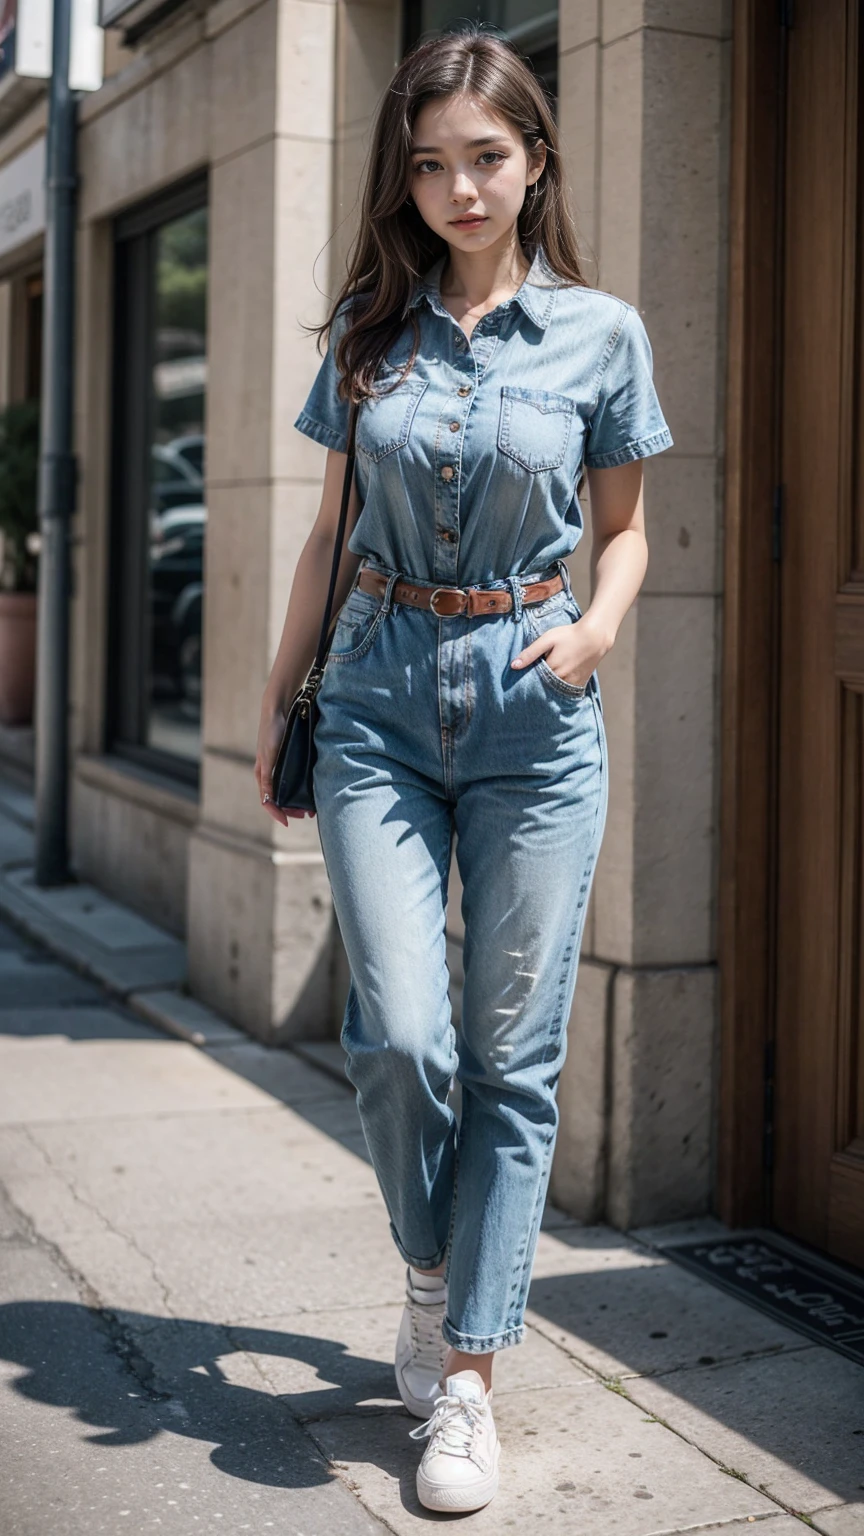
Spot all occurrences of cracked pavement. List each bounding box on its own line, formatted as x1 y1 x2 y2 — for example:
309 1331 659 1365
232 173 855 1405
0 910 862 1535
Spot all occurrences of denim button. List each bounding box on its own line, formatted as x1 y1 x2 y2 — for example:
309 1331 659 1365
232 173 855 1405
457 385 471 397
440 465 455 481
449 421 460 433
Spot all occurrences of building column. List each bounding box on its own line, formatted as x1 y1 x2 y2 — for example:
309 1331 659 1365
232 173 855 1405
188 0 402 1041
549 0 730 1226
187 0 342 1041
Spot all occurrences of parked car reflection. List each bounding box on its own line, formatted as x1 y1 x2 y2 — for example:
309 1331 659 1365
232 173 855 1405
149 503 205 706
151 443 203 517
169 433 205 480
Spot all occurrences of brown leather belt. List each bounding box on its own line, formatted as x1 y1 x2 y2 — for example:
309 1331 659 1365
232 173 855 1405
356 567 565 618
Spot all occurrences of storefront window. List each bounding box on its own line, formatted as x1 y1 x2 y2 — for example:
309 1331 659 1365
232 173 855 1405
403 1 558 96
109 179 208 783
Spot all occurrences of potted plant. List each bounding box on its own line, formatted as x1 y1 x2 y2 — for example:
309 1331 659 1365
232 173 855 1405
0 400 40 726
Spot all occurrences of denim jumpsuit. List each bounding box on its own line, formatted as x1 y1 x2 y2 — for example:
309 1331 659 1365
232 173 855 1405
295 249 673 1353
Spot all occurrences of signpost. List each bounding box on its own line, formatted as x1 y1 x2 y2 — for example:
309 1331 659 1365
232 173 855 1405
33 0 75 885
29 0 100 885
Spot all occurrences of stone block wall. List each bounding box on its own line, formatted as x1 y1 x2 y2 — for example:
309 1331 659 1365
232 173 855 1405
548 0 731 1226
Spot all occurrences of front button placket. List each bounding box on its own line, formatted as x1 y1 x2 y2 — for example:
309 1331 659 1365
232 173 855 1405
415 287 531 583
430 309 478 583
468 313 502 381
432 309 502 579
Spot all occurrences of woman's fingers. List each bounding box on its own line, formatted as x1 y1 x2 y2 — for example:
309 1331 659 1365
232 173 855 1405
260 771 291 825
255 754 314 823
511 626 592 688
511 626 561 670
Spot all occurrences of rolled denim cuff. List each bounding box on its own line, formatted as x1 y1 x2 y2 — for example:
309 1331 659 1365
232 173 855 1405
389 1219 448 1272
441 1317 526 1354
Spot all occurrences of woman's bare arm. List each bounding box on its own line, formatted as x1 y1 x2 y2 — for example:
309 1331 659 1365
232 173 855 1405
255 446 362 823
581 459 649 648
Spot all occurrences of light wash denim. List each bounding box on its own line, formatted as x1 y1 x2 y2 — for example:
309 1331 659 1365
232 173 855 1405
296 250 672 1353
295 248 673 587
312 564 608 1351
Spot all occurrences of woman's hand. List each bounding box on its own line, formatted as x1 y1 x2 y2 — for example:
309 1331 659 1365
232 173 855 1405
511 612 612 689
254 699 315 823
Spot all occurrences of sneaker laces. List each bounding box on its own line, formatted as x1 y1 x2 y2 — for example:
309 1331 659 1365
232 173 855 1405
409 1392 486 1459
409 1293 446 1372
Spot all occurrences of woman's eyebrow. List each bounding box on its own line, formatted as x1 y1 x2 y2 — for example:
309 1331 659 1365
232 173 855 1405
410 136 505 154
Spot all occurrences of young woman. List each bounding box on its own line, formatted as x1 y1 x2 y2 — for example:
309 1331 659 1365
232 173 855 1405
256 28 672 1515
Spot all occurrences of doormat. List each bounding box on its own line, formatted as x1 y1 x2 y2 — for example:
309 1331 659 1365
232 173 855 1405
664 1233 864 1367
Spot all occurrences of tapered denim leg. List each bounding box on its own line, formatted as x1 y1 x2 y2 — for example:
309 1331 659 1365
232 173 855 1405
316 765 458 1268
443 709 605 1351
312 570 607 1349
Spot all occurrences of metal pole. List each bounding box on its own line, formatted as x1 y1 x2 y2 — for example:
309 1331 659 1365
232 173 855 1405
34 0 77 886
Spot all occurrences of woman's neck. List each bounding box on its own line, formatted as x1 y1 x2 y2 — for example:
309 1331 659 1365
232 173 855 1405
439 236 531 322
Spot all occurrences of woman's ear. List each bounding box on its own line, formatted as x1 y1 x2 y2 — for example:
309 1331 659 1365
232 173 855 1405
527 140 547 187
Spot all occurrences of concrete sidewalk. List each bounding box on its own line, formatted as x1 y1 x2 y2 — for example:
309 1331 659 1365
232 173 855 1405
0 787 861 1534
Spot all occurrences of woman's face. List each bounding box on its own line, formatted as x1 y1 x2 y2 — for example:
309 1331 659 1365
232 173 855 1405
409 94 544 256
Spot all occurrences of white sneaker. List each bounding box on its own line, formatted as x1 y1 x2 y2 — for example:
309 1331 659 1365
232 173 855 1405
394 1265 448 1418
410 1368 500 1513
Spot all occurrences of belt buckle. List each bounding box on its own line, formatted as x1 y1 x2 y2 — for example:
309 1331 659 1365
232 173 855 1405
429 586 467 616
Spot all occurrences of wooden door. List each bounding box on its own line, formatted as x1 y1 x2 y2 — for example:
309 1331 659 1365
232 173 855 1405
773 0 864 1265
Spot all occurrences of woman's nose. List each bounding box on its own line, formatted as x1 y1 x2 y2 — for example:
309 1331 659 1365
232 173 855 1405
450 173 478 202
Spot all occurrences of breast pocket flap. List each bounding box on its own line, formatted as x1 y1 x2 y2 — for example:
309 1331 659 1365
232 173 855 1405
498 386 576 472
357 377 429 462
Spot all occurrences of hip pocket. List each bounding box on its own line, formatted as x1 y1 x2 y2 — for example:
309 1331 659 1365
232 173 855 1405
328 588 386 663
522 593 589 700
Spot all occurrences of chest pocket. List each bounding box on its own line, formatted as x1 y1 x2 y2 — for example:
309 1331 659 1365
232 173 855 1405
357 376 428 463
498 386 576 473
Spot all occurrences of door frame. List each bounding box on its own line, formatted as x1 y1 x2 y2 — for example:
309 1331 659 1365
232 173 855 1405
717 0 787 1226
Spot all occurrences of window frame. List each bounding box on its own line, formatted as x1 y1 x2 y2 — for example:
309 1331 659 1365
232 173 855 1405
106 171 209 790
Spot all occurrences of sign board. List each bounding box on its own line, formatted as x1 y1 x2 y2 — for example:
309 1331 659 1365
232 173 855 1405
69 0 102 91
6 0 102 89
0 136 45 259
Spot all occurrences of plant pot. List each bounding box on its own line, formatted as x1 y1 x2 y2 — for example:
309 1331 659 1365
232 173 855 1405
0 591 37 726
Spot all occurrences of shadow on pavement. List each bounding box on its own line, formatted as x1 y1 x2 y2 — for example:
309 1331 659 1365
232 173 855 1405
0 1300 414 1491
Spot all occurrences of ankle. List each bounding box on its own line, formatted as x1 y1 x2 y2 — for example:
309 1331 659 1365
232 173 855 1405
441 1348 494 1395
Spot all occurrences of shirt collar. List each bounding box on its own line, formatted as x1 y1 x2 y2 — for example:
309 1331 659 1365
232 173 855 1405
406 247 558 330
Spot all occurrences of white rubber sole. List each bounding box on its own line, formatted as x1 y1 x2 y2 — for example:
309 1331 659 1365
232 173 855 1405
416 1443 501 1513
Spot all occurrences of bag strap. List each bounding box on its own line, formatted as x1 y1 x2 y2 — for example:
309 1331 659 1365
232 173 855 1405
313 401 359 667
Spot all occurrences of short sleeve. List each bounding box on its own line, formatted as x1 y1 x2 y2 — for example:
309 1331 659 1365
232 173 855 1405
293 304 352 453
584 306 673 470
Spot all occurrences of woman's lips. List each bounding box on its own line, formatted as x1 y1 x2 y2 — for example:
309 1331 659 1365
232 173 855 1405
450 215 487 227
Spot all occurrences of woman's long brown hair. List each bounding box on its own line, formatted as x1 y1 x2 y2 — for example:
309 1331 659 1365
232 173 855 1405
318 27 588 401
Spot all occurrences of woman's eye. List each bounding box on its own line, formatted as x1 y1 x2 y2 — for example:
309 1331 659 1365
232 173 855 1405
412 152 503 174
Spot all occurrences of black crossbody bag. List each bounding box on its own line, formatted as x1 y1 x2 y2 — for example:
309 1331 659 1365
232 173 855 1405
271 402 359 812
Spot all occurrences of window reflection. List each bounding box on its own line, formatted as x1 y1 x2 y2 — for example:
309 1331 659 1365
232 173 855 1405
405 2 558 95
146 206 208 763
